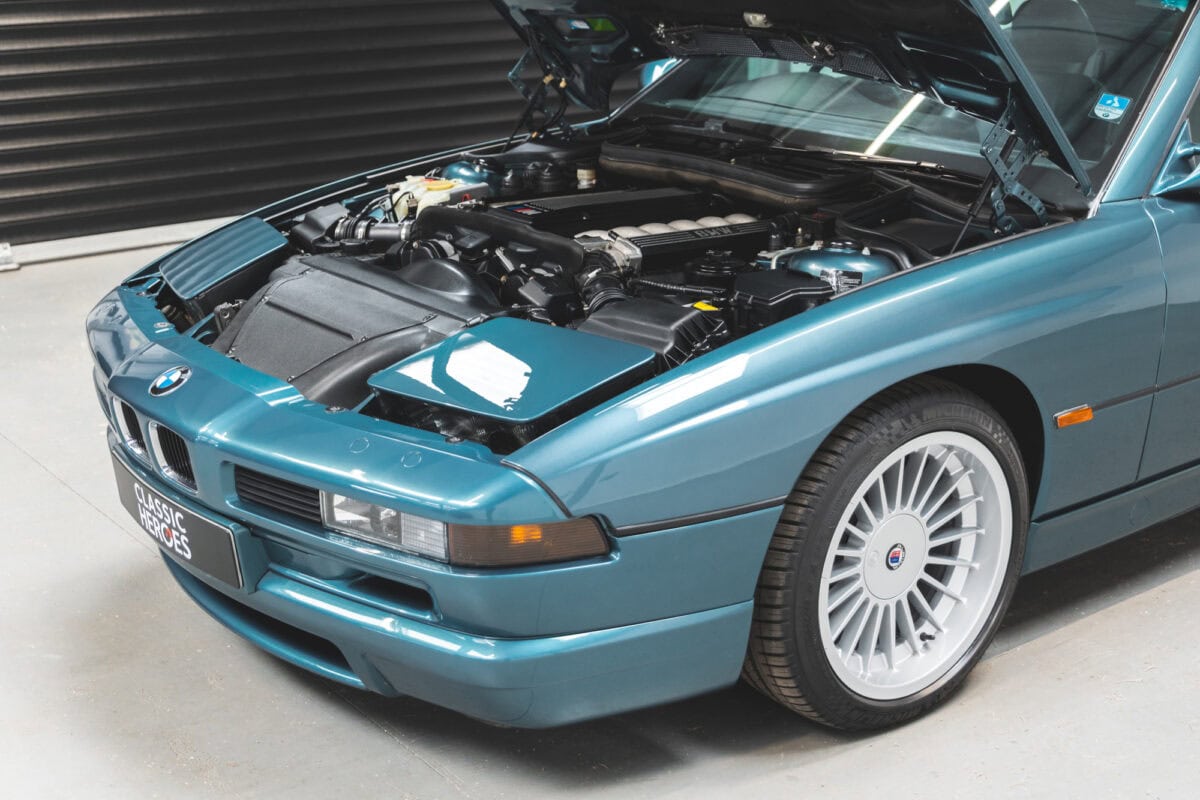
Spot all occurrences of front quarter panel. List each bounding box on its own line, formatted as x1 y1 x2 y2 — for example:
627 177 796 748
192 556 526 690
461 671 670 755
511 202 1165 528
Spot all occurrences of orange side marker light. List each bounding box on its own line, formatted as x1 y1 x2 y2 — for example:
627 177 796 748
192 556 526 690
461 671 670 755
1055 405 1094 429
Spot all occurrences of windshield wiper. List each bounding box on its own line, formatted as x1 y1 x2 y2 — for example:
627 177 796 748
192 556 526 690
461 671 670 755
811 148 978 182
619 113 783 146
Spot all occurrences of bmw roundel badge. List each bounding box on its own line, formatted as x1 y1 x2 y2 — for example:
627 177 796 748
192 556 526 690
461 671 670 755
149 366 191 397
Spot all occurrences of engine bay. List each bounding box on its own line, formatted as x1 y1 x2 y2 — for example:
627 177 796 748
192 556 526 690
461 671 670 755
152 128 1043 453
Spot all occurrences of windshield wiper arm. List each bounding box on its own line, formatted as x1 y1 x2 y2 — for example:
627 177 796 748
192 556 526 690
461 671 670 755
620 113 780 145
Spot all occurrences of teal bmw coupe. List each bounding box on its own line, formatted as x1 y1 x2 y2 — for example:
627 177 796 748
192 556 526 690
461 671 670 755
89 0 1200 729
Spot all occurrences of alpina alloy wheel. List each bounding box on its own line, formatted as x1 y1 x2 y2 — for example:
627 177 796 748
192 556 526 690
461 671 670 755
743 378 1028 730
817 430 1011 700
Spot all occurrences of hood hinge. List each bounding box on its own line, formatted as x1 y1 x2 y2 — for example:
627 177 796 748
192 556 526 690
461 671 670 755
980 96 1049 234
507 48 544 106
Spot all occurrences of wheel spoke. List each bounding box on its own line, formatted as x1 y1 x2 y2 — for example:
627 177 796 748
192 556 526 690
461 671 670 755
828 563 861 583
929 527 984 547
880 603 897 670
843 601 874 658
892 456 905 514
927 495 984 534
857 496 879 529
926 553 978 569
834 547 864 559
828 579 864 613
905 446 930 509
896 597 921 654
862 603 884 666
832 593 868 642
908 589 944 632
920 467 973 519
844 522 871 543
875 475 890 515
919 573 965 605
914 450 952 513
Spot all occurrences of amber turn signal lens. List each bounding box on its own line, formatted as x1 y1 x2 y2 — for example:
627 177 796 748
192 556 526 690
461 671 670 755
1055 405 1094 429
508 524 543 544
448 518 608 567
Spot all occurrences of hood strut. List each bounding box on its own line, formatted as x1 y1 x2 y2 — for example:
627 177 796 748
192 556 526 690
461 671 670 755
981 96 1049 235
503 44 576 149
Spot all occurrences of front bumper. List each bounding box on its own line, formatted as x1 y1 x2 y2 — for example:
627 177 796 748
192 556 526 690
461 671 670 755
110 443 776 726
166 554 752 727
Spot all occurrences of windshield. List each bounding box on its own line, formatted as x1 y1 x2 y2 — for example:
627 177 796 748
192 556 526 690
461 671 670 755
619 0 1192 207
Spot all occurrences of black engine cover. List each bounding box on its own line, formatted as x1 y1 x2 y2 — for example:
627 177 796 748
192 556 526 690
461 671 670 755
213 255 499 406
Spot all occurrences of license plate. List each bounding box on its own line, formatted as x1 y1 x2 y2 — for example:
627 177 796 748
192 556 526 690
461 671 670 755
111 452 243 588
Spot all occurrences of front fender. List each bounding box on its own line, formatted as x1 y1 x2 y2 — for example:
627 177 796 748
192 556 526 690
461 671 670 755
510 201 1164 527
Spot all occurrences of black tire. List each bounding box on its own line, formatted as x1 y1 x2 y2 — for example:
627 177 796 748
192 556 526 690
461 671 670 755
743 377 1029 730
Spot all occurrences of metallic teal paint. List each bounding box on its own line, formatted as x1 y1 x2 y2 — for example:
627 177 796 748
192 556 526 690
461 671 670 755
368 317 655 424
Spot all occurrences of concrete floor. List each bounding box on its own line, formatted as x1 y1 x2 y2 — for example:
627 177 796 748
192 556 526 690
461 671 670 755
3 246 1199 799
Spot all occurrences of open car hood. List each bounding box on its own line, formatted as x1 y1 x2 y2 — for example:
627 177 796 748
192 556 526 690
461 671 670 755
490 0 1092 194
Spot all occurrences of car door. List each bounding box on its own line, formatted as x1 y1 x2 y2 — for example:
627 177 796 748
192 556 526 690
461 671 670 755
1138 99 1200 479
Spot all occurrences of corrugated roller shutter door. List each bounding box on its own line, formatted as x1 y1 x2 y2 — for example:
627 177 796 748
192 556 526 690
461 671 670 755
0 1 530 244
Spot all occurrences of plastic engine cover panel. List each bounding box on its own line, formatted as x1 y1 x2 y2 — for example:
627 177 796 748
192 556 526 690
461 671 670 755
368 317 656 424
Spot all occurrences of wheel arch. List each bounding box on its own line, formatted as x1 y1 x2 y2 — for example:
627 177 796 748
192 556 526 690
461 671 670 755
887 364 1046 509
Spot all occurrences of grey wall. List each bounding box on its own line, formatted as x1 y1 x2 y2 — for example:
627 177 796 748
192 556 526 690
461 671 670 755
0 1 529 245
